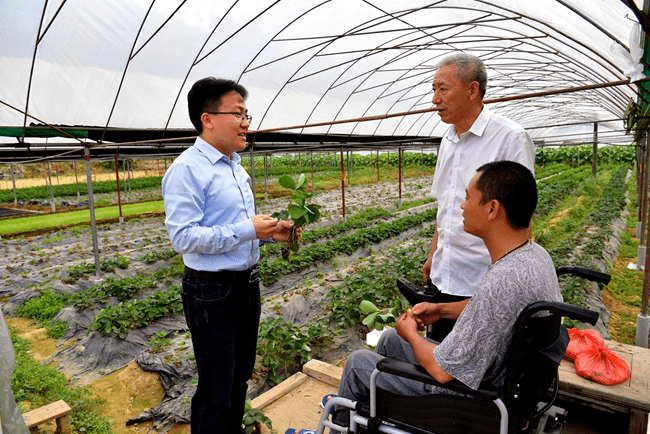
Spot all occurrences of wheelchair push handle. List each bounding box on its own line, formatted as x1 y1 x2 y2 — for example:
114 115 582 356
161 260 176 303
555 266 611 285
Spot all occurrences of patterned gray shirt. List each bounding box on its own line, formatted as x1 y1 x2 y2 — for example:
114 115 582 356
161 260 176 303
433 241 562 392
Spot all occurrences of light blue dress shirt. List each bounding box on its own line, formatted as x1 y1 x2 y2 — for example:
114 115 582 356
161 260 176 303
162 137 259 272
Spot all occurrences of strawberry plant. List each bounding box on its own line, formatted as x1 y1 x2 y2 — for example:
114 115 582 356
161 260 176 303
360 299 402 331
271 174 321 258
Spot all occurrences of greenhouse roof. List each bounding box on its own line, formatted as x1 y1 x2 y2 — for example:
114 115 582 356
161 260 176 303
1 0 648 162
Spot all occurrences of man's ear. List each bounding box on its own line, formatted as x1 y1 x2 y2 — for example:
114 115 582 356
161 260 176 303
486 199 501 221
469 80 481 101
201 113 214 131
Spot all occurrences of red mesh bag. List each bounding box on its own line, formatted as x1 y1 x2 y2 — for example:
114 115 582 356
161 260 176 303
565 328 604 361
574 346 630 386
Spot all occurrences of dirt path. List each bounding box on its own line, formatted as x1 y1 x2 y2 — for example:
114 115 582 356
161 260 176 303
6 317 190 434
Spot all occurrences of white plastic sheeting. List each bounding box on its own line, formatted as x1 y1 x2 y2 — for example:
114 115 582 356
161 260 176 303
0 0 645 144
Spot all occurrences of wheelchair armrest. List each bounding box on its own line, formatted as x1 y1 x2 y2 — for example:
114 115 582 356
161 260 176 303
376 358 499 401
396 277 436 305
522 301 598 326
555 266 611 285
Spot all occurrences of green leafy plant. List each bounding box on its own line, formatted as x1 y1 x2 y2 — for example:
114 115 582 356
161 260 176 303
256 317 313 386
148 331 171 354
271 174 321 259
242 399 276 434
360 299 402 331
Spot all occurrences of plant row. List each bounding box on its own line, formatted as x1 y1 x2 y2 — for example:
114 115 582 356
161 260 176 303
260 207 392 259
539 165 629 307
534 166 591 219
536 144 634 166
256 238 430 386
259 207 437 284
0 146 634 204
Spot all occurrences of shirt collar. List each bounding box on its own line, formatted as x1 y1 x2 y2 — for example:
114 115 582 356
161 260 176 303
445 105 492 141
194 136 241 165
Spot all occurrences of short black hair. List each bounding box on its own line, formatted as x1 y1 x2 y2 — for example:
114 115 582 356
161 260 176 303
187 77 248 133
475 160 537 229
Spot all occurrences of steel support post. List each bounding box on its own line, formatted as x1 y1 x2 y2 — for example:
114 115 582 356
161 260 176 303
84 148 102 281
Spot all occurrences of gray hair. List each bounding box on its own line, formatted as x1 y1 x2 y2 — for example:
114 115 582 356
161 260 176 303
438 53 487 99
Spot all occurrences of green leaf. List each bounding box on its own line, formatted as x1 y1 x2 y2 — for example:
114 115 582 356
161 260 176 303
306 205 321 223
362 311 379 327
296 173 306 190
271 210 289 220
379 313 396 323
293 215 306 228
278 175 296 190
359 300 380 314
291 190 308 204
288 204 307 219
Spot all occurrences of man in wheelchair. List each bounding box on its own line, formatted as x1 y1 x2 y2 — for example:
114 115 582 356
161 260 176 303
327 160 565 433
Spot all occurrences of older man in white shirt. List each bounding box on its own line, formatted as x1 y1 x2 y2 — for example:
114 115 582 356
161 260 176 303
422 53 535 341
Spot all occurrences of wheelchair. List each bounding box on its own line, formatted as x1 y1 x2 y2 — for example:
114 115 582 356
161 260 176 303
314 266 610 434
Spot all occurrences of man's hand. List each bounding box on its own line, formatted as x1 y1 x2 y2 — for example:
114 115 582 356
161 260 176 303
411 302 443 330
252 215 279 239
422 256 432 281
422 225 438 280
272 220 301 243
395 311 420 342
396 309 454 384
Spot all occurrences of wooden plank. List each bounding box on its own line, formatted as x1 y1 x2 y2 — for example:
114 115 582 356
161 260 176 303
251 372 309 410
258 375 338 432
303 359 343 388
558 340 650 434
56 414 72 434
629 409 649 434
627 342 650 396
22 400 72 429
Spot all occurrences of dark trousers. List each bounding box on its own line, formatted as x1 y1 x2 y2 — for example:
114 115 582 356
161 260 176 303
181 266 261 434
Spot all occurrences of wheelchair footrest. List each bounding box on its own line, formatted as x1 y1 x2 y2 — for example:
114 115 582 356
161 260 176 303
534 405 568 434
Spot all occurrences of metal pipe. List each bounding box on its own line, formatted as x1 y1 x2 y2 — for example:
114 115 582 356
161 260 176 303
592 122 598 177
398 147 403 209
10 164 16 206
84 147 101 281
114 153 123 224
249 144 257 213
47 161 55 213
340 145 346 219
376 148 380 182
637 137 650 246
252 78 645 134
264 153 268 200
310 151 314 193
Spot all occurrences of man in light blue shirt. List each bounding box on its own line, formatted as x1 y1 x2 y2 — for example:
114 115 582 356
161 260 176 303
162 77 295 434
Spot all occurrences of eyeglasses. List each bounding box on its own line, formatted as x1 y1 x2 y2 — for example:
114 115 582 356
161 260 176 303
206 112 252 123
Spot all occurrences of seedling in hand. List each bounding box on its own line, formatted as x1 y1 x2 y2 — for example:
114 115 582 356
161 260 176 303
359 299 402 331
271 174 321 259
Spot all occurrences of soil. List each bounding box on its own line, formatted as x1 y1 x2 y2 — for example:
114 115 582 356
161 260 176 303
5 317 189 434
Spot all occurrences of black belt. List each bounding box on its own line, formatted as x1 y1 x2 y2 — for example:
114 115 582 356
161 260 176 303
184 265 259 283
